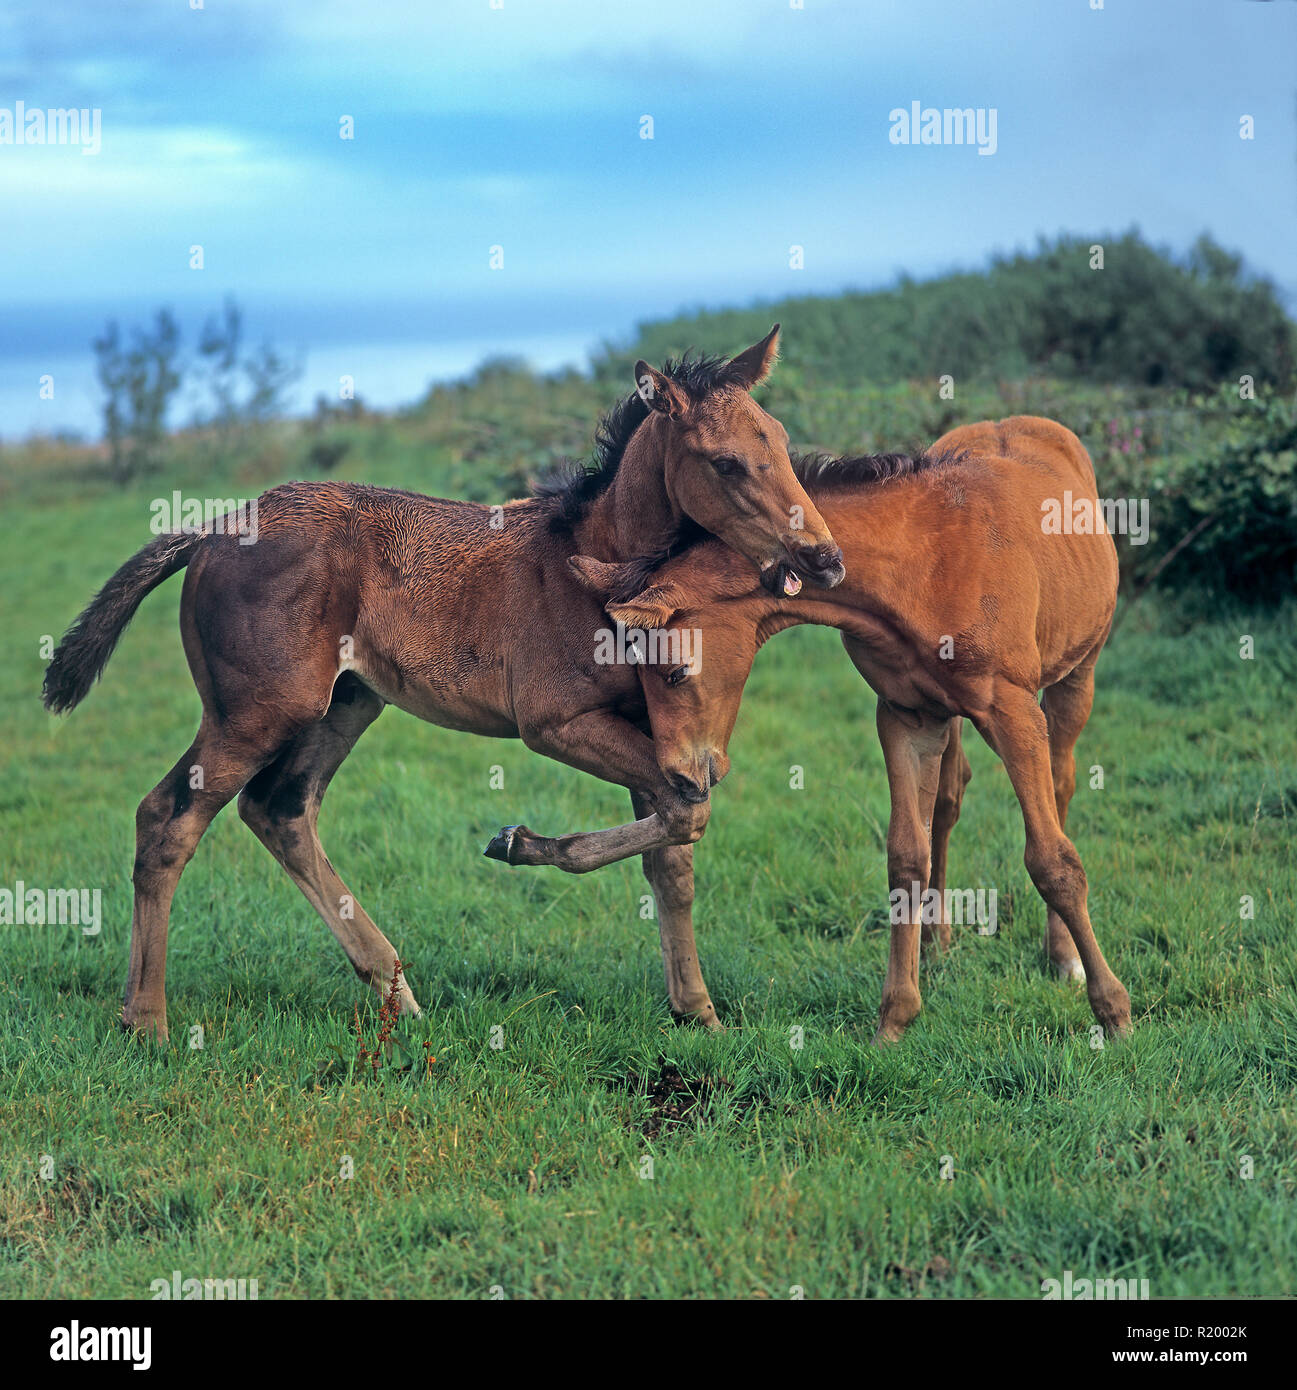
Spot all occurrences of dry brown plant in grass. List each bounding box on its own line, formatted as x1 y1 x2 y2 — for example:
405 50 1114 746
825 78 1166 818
354 961 409 1077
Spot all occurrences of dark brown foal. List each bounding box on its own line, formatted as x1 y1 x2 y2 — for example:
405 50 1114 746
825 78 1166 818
44 332 845 1040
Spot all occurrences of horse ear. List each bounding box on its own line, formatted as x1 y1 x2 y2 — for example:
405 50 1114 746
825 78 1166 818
569 555 685 628
567 554 628 599
633 361 689 419
606 582 685 631
729 323 780 389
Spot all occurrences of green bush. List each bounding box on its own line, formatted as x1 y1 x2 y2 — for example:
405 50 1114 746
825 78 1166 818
1146 390 1297 605
598 232 1296 394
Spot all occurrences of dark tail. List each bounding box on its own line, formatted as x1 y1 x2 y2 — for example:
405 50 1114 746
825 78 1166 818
42 531 203 714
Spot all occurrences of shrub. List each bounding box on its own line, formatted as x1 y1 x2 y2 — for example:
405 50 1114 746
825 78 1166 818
1147 390 1297 605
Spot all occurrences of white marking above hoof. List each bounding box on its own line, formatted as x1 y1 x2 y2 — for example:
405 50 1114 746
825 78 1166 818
1055 959 1086 983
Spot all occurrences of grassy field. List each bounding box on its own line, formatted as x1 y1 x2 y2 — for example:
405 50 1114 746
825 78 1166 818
1 423 1295 1300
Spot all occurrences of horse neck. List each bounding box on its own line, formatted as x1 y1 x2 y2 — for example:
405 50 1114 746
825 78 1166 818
731 485 917 644
821 486 915 591
580 414 683 561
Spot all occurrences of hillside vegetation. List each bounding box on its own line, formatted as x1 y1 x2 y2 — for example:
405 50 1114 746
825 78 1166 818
6 233 1291 605
596 232 1296 393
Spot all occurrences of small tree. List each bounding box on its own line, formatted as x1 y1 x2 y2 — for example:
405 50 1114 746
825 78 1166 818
92 320 129 483
92 309 183 483
197 295 242 431
196 295 300 439
242 339 300 425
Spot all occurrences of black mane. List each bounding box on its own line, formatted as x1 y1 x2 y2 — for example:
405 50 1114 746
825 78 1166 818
534 353 752 533
790 447 961 488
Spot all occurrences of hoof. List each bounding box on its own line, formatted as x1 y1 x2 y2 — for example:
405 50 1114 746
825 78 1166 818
873 994 920 1046
483 825 520 864
121 1011 169 1043
671 1004 725 1031
1092 981 1132 1039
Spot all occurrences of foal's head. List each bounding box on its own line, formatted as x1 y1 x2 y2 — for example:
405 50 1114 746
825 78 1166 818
632 327 845 594
570 549 760 804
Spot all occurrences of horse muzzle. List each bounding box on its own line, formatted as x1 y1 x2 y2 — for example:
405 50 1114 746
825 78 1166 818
760 544 845 596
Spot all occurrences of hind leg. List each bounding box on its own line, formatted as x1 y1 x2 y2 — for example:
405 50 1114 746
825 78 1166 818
124 723 287 1039
980 682 1129 1036
1040 663 1097 982
237 674 419 1016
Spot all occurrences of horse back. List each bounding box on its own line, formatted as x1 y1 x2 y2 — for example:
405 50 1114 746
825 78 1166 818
930 415 1118 678
932 415 1097 491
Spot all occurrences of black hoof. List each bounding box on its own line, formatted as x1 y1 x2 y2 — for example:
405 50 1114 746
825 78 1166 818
484 825 519 864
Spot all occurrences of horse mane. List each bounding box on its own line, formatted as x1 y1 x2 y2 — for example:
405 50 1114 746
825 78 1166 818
534 353 753 533
790 447 964 488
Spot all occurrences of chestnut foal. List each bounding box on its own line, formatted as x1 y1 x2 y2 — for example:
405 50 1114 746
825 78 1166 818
497 417 1132 1044
43 329 846 1040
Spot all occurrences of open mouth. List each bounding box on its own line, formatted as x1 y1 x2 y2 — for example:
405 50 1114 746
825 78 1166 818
761 547 844 596
760 559 804 598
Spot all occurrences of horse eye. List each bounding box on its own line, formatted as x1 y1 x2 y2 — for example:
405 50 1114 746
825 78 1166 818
710 455 744 477
665 665 691 686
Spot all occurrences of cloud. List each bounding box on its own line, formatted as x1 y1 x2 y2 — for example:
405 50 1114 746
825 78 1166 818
2 0 1293 341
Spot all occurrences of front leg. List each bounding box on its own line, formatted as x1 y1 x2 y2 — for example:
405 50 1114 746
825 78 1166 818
630 792 721 1028
874 701 951 1044
483 709 710 872
488 813 678 872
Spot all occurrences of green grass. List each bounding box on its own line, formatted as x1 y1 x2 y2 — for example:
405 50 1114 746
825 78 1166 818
1 431 1294 1300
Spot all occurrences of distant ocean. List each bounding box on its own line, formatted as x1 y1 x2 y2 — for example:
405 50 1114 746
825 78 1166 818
0 329 597 443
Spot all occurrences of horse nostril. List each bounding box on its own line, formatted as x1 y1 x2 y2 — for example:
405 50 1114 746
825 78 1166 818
795 543 843 573
670 773 710 804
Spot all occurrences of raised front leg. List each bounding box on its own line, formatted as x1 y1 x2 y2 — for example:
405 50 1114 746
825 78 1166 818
873 701 952 1044
484 709 710 872
486 811 697 872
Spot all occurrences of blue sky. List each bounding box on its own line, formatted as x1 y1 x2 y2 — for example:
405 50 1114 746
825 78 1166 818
2 0 1295 435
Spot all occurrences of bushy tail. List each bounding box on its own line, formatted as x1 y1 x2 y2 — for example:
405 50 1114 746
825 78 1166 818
42 531 202 714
